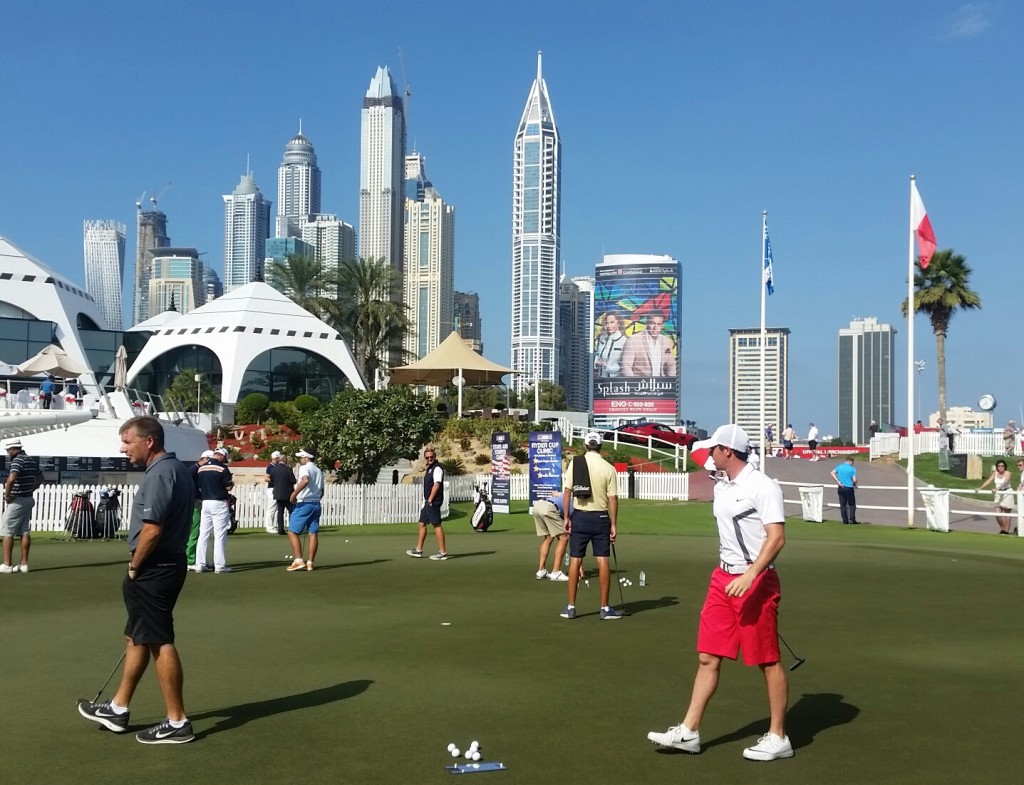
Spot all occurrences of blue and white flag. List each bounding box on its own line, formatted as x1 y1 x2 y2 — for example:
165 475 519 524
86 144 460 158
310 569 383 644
763 226 775 296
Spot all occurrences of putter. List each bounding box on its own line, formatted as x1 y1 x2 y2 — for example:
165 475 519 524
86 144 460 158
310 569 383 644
610 542 630 615
778 632 806 671
84 651 126 704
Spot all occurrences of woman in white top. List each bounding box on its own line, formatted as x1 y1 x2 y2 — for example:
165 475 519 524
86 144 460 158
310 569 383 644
594 312 627 378
979 459 1014 534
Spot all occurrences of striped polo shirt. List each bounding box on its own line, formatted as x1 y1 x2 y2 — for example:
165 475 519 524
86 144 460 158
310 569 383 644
7 452 40 497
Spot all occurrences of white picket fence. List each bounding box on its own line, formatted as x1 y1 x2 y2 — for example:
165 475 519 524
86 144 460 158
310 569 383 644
870 432 1020 460
448 472 689 502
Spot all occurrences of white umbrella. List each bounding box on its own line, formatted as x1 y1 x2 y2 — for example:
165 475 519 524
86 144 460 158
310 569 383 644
16 345 90 377
114 345 128 389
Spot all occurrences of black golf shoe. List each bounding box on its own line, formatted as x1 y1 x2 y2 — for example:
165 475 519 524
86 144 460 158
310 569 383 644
77 699 130 733
136 718 195 744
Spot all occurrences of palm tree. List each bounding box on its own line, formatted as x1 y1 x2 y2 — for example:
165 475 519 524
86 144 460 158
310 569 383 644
334 258 414 384
901 248 981 420
269 254 335 319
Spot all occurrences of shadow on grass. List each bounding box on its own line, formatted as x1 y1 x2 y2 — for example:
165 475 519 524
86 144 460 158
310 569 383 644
32 560 127 572
694 692 859 751
621 595 679 616
444 551 496 560
306 559 393 571
191 680 373 738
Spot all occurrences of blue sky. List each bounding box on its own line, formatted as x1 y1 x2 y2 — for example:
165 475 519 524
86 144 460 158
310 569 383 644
2 1 1021 434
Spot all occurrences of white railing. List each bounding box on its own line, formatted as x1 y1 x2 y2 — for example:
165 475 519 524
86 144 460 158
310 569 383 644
871 432 1018 460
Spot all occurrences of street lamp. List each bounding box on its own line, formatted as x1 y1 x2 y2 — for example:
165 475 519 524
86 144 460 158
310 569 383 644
194 373 201 416
914 360 926 423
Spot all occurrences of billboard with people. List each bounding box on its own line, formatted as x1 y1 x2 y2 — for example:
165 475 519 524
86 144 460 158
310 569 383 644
592 254 679 422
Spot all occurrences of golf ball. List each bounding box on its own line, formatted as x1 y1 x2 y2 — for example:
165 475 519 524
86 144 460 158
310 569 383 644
451 748 461 758
469 741 479 750
447 743 456 752
472 752 481 762
464 749 473 759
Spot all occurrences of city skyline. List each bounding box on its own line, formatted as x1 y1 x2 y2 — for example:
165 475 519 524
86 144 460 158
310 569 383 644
3 2 1021 432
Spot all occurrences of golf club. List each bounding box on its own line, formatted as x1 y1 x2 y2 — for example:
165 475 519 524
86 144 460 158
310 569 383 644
86 650 126 704
778 632 806 671
610 542 630 615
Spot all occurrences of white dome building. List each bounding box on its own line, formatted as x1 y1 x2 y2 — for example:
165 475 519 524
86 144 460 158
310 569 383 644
126 281 365 419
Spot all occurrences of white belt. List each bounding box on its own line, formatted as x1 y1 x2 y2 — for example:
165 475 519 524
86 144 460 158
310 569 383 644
720 561 775 575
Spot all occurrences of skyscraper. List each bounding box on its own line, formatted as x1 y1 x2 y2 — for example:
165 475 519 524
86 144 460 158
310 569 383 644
359 66 406 273
454 291 483 353
728 327 790 441
149 248 205 315
300 214 356 298
511 52 561 395
403 152 454 361
83 220 126 330
275 124 321 239
223 172 271 292
838 317 895 443
133 209 170 326
558 275 593 412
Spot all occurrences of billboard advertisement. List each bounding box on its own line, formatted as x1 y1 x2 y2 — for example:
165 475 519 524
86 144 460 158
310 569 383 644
490 431 511 514
528 431 563 507
592 255 679 421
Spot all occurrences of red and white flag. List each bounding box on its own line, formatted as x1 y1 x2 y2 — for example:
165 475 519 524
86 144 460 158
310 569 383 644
910 180 937 269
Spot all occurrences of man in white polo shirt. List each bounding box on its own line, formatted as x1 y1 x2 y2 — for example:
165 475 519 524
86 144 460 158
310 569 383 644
647 423 793 761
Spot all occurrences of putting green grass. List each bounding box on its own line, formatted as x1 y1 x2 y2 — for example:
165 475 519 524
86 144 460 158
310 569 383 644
6 500 1022 784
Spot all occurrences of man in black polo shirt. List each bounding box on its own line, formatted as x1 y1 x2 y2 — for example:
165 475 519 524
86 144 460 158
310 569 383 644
77 416 196 744
266 451 296 535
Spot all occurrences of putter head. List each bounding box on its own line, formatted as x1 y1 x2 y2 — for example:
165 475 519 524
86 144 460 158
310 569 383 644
789 657 806 672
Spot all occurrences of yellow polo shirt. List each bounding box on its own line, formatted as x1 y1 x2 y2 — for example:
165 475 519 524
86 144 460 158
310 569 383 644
562 450 619 512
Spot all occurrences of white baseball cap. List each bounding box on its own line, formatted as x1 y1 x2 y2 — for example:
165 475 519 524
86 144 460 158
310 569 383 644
4 439 23 450
584 431 603 446
200 449 215 459
693 424 750 453
296 449 315 459
270 450 282 459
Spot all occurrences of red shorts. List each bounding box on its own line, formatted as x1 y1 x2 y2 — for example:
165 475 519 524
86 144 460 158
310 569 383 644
696 568 781 666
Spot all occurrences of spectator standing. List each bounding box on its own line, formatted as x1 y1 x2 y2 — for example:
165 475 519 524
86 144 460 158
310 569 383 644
2 439 41 573
267 451 296 536
532 491 569 581
77 415 195 744
867 420 880 441
806 423 819 461
830 457 859 524
763 424 774 458
979 459 1014 535
647 424 792 761
781 424 796 460
1002 421 1018 455
406 448 448 560
560 432 621 621
287 449 324 570
39 375 55 409
194 447 233 573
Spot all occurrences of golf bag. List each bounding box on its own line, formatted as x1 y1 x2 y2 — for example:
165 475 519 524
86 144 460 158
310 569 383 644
471 483 494 532
94 487 124 539
64 490 96 540
228 493 238 534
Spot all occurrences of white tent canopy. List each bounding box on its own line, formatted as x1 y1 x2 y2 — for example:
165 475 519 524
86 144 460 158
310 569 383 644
16 345 90 377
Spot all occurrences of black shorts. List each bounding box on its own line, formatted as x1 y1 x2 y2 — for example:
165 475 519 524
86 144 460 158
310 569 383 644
808 440 818 450
568 510 612 558
123 554 187 645
419 503 443 526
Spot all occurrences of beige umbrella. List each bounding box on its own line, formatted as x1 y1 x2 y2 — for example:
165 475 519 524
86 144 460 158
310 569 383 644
389 331 519 417
114 345 129 389
16 344 90 377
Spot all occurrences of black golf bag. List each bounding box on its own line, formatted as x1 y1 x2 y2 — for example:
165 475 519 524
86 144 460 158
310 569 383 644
64 490 96 540
471 483 493 532
94 487 123 539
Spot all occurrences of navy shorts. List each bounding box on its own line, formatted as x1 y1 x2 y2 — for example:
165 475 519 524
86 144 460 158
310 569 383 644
568 510 612 558
419 502 442 526
123 554 187 646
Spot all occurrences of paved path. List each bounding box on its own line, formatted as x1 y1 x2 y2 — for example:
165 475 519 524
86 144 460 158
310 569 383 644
690 456 1016 537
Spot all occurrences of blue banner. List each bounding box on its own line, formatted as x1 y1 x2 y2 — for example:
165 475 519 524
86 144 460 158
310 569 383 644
491 432 511 514
528 431 563 506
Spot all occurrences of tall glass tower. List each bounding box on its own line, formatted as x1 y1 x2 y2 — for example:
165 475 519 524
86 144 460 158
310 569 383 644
275 124 321 239
838 317 895 443
511 52 561 394
133 209 169 326
359 66 406 274
223 172 271 292
83 219 126 330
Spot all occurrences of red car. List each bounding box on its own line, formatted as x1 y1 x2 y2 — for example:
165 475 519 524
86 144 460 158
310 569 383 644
615 422 697 449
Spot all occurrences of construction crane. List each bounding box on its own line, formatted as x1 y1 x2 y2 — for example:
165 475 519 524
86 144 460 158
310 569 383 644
150 181 172 208
135 192 146 212
398 47 412 124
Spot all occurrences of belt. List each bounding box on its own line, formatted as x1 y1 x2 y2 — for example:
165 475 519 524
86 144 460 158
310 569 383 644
720 561 775 575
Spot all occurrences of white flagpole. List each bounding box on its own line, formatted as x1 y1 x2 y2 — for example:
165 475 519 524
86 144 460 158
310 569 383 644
760 211 767 461
906 176 917 528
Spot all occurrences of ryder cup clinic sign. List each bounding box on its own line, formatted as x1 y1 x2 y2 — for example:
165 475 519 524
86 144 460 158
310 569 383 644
592 254 680 421
528 431 562 507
